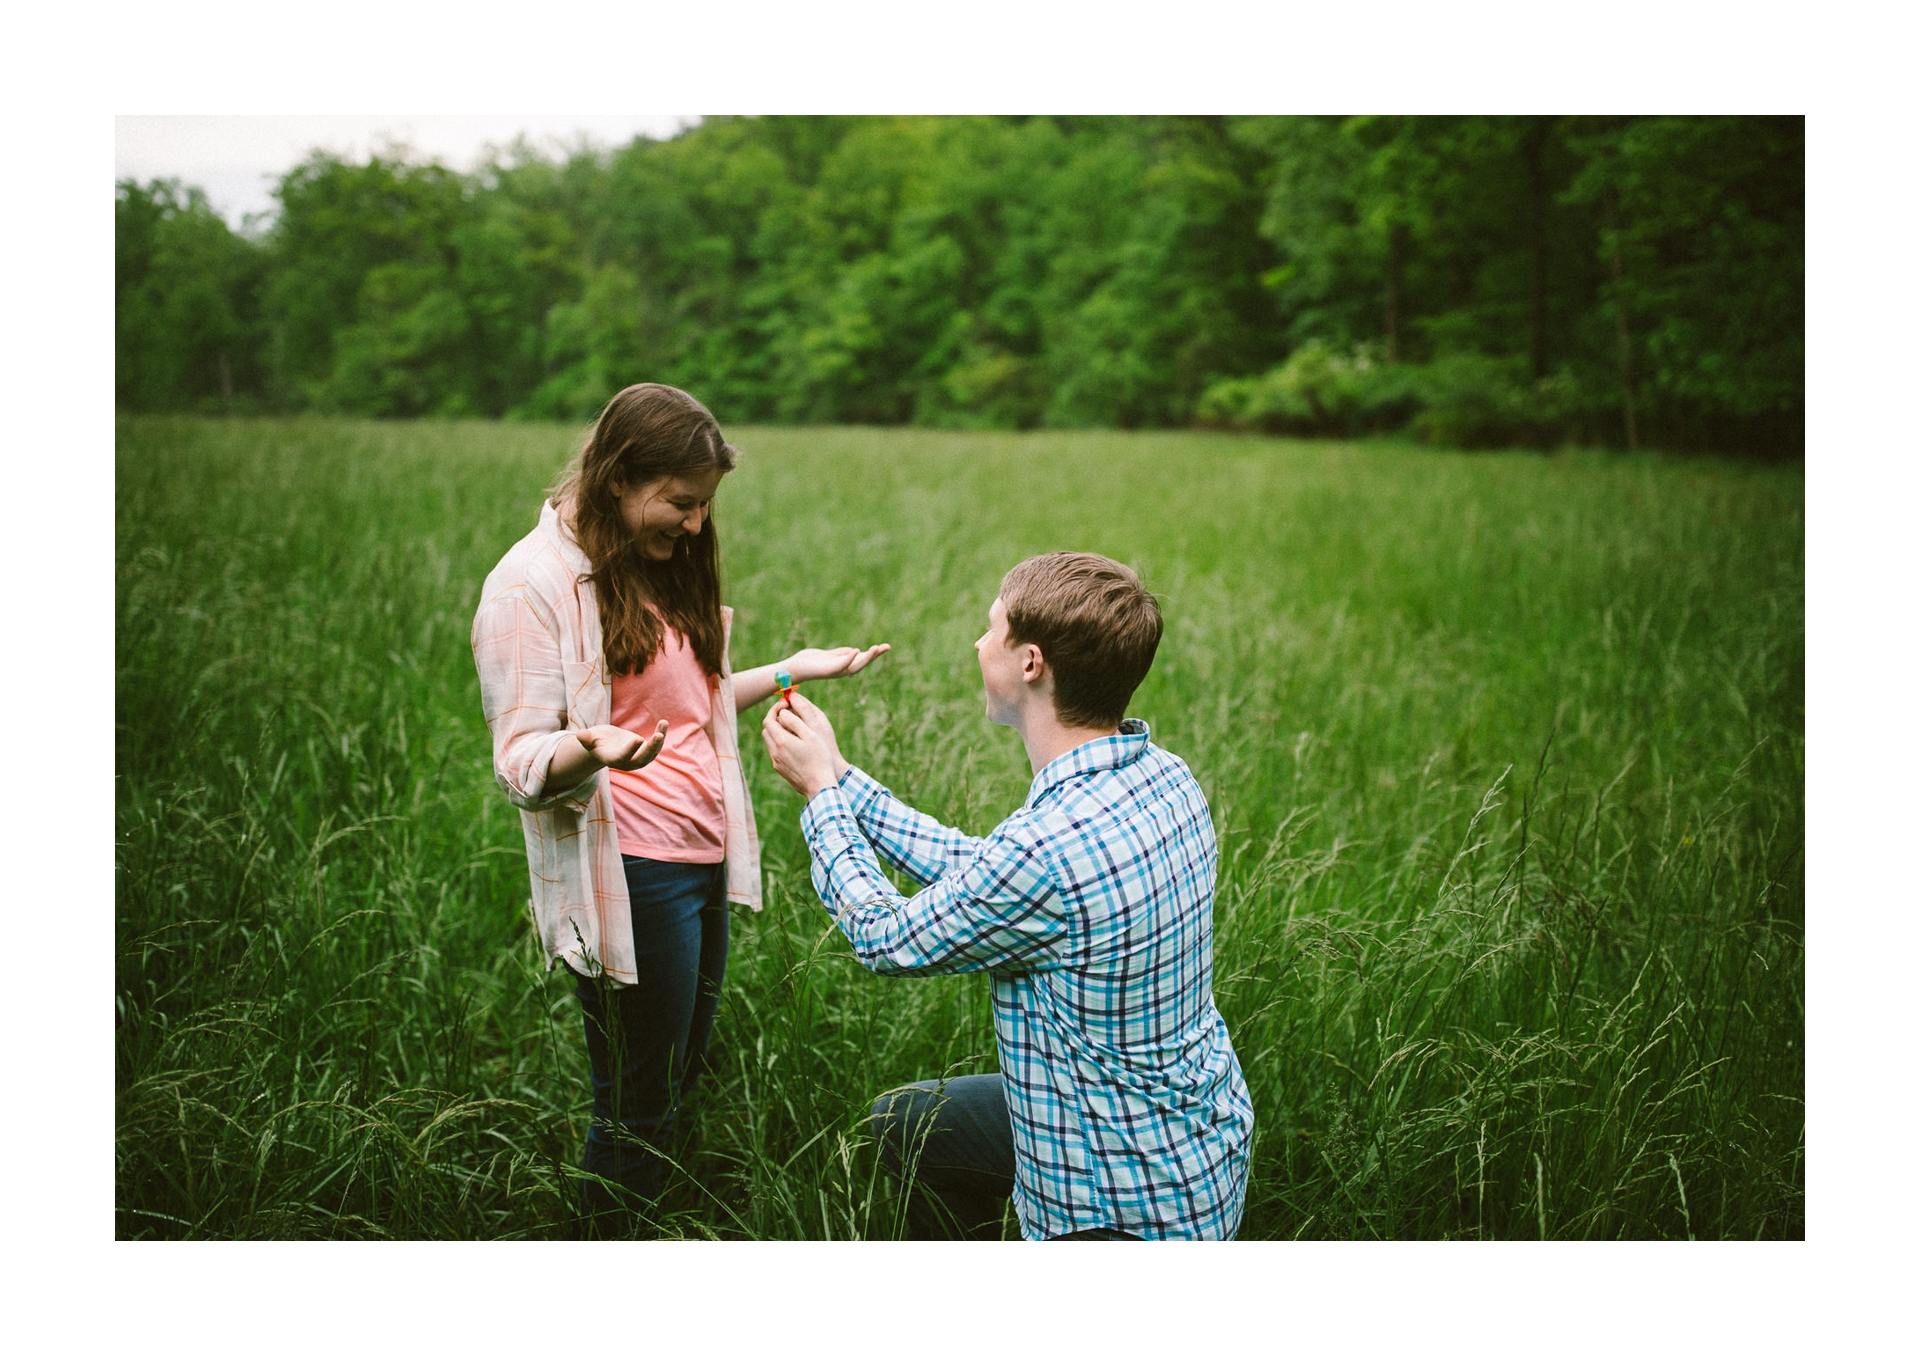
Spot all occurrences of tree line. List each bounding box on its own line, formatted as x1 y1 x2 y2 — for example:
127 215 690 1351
115 115 1802 455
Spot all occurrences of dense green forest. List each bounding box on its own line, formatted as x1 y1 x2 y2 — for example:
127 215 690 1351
115 115 1802 455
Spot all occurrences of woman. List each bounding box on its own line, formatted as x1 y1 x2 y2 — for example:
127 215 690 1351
471 383 886 1231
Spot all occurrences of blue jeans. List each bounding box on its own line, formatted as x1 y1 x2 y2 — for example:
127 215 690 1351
870 1073 1137 1240
572 857 728 1229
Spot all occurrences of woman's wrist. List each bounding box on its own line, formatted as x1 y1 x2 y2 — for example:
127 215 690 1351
544 734 600 795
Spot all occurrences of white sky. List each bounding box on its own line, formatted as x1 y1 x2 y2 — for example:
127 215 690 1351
115 114 702 227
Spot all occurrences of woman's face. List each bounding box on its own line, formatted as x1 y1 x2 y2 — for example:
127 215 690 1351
612 467 726 561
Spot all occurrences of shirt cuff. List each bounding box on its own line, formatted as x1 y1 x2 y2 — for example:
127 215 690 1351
799 781 858 847
533 740 600 810
501 732 600 813
835 765 888 821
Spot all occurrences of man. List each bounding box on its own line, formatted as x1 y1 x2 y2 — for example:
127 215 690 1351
761 551 1253 1241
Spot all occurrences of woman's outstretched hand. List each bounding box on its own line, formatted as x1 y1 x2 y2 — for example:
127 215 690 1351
735 645 890 714
785 644 890 682
577 719 669 772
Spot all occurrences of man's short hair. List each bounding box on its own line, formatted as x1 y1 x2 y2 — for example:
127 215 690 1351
999 552 1162 730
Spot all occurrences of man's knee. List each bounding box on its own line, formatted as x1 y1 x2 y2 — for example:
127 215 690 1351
869 1080 943 1172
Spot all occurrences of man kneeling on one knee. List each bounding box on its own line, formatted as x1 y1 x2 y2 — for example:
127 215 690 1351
760 552 1254 1241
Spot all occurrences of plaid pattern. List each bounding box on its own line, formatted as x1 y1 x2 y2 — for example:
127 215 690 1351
799 720 1254 1240
471 501 761 986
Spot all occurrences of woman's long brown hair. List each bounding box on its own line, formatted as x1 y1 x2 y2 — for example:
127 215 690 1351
549 384 737 677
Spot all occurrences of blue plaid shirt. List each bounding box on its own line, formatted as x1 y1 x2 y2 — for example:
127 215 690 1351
798 718 1254 1240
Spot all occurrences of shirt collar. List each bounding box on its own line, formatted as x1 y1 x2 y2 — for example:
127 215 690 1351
540 498 591 574
1024 718 1151 809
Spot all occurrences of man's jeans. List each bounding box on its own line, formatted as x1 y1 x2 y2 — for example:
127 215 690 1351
572 857 728 1232
870 1073 1136 1240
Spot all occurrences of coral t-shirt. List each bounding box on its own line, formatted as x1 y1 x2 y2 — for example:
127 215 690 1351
607 627 727 863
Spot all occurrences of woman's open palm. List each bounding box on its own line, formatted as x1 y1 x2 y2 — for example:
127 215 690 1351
789 644 891 682
577 719 669 772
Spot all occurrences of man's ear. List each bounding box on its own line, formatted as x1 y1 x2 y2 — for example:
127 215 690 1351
1019 643 1047 685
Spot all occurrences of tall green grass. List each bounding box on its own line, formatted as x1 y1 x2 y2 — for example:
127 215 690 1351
115 417 1803 1239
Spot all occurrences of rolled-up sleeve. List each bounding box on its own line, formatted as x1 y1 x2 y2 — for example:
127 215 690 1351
800 783 1067 976
471 585 597 813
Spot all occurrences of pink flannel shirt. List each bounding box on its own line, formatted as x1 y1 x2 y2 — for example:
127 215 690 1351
471 501 763 985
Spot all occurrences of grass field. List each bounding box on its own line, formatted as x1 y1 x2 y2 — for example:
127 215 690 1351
115 417 1804 1240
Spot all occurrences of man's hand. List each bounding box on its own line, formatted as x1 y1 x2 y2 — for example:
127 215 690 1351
782 690 849 782
577 719 669 772
761 703 839 799
785 644 890 682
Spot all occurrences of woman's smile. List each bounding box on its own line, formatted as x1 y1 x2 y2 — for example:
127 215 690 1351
615 467 725 557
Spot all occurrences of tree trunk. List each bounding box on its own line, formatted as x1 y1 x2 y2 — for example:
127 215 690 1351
1602 193 1639 451
1525 121 1549 381
218 349 234 417
1385 222 1407 362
